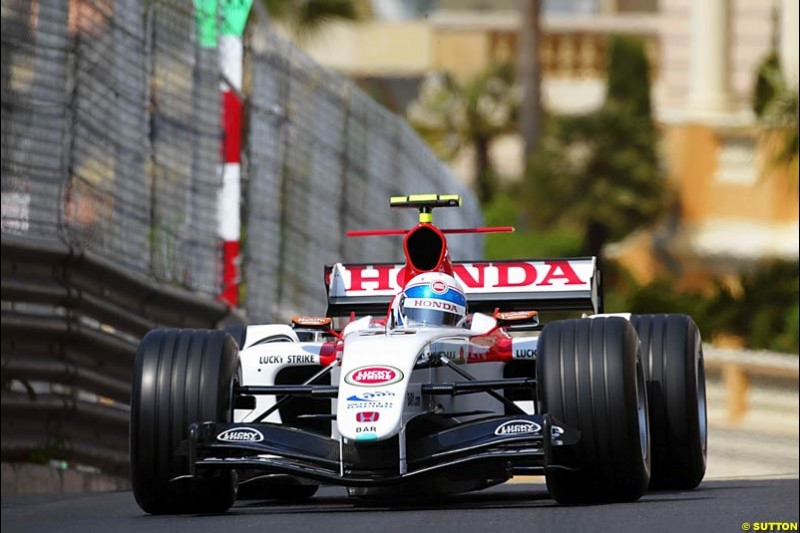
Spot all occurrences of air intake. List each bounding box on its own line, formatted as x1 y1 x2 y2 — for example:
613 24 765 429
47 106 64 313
404 225 445 272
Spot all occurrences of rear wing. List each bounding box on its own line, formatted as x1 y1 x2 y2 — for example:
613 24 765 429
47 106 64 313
324 258 601 317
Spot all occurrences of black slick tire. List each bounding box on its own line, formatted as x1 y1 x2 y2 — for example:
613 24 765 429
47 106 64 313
224 325 247 350
631 314 707 489
537 317 650 504
130 329 238 514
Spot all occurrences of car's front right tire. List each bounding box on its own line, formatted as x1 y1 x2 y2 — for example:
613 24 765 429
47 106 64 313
537 317 650 504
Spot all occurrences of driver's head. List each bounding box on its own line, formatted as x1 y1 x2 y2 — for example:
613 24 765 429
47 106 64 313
396 272 467 327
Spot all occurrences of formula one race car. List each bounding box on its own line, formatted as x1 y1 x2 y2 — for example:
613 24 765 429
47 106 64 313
130 194 707 514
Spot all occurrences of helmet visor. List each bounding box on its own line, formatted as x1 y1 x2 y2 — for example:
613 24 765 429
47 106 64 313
404 307 461 327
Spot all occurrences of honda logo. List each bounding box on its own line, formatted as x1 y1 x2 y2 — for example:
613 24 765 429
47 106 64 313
356 411 380 422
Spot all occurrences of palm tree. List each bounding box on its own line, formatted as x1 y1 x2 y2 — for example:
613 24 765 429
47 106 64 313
518 0 543 162
753 51 799 188
526 36 667 260
408 64 518 203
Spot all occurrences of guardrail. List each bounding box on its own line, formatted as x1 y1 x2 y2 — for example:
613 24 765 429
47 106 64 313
703 344 799 423
1 235 242 476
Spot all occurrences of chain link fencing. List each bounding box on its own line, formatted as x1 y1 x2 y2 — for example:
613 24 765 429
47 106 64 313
2 0 221 295
2 0 482 321
245 29 483 322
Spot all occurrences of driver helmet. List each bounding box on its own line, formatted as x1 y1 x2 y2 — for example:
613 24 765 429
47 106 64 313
394 272 467 327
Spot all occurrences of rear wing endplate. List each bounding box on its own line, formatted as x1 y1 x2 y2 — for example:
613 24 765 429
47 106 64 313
324 258 601 317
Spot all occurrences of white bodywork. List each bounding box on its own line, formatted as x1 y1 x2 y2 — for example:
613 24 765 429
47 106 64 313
234 316 538 443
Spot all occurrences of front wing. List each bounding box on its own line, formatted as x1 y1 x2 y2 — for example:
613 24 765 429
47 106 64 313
184 414 580 487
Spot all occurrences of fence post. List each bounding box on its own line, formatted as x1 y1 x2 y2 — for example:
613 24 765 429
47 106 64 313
722 363 749 423
217 0 253 306
31 0 69 238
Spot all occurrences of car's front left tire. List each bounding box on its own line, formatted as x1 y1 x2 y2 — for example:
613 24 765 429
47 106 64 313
131 329 238 514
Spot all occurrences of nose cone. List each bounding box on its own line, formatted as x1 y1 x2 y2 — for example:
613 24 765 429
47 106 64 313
335 334 428 441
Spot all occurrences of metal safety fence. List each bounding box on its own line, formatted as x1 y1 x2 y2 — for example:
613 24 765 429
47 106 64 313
1 0 481 475
245 28 483 322
2 0 482 322
2 0 221 294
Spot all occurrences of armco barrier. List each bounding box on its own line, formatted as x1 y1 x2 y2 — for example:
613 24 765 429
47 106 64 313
1 235 241 476
703 345 799 423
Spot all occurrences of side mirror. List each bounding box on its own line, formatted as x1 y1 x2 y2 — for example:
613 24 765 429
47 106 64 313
493 309 540 331
291 316 339 341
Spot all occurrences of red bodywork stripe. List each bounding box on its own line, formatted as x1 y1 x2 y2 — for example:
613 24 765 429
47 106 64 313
346 228 408 237
319 341 342 366
466 327 513 363
346 226 514 237
441 226 514 234
478 336 513 362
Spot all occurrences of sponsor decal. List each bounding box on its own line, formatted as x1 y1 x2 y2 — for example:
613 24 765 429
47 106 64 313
346 391 396 402
423 348 467 364
404 283 466 306
494 420 542 436
217 427 264 442
345 365 403 386
346 391 394 409
514 349 536 359
495 310 538 321
292 315 331 327
338 261 588 293
346 402 392 410
258 355 284 365
405 298 464 314
467 346 491 361
355 426 377 433
468 352 489 361
287 354 316 364
430 280 448 294
406 392 421 407
356 411 380 422
428 350 459 360
551 425 565 438
346 264 396 292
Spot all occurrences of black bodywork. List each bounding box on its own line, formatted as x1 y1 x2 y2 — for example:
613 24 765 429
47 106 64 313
182 380 581 491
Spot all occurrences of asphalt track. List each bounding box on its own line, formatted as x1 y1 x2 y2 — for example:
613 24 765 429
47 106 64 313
3 478 798 533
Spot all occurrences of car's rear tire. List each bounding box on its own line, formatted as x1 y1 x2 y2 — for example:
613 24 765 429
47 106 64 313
631 314 707 489
131 329 238 514
224 325 247 350
537 317 650 504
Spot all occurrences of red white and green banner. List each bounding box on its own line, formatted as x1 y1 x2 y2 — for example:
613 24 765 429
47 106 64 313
195 0 252 306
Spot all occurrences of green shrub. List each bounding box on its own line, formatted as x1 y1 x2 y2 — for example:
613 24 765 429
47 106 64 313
483 191 583 259
606 35 653 118
525 35 667 259
607 260 800 354
708 260 799 352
